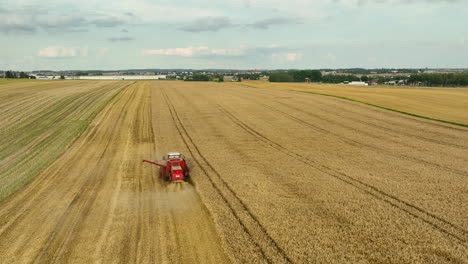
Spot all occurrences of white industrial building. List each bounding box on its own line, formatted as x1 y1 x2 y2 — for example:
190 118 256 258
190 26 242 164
348 81 368 86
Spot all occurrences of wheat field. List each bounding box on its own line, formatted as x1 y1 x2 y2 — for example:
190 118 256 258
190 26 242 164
0 80 467 263
242 81 468 126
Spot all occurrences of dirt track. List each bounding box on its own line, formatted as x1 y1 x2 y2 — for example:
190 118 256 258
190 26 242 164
1 81 468 263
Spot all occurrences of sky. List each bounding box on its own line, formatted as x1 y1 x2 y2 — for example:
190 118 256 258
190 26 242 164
0 0 467 70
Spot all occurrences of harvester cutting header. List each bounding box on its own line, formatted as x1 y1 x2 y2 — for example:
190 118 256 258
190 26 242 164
143 152 189 183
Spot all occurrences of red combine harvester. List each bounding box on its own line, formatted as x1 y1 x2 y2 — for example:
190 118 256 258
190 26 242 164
143 152 189 183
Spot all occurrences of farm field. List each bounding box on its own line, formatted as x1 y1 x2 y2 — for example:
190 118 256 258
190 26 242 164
0 80 129 201
0 79 38 85
243 81 468 126
1 80 468 263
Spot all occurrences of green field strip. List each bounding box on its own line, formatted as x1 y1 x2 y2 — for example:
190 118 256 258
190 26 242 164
295 90 468 128
0 82 132 202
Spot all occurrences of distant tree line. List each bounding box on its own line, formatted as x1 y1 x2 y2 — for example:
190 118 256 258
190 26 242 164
321 68 422 75
185 74 210 81
4 71 31 79
269 72 294 82
74 72 89 76
321 75 360 83
237 73 260 80
269 70 322 82
408 73 468 86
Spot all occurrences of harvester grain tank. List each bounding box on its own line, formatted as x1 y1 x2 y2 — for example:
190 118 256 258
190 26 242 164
143 152 189 183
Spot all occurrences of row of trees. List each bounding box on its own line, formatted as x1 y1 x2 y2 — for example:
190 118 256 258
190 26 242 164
269 70 323 83
185 74 244 82
408 73 468 86
185 74 210 81
4 71 31 79
321 75 361 83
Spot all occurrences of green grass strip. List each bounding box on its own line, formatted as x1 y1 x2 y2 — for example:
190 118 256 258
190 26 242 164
294 90 468 128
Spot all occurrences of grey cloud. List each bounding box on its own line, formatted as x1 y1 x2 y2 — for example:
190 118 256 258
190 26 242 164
90 17 127 28
180 17 235 32
337 0 461 5
248 17 298 30
107 37 135 42
41 16 89 32
200 45 296 60
121 28 129 33
0 6 131 34
179 16 299 33
0 24 36 33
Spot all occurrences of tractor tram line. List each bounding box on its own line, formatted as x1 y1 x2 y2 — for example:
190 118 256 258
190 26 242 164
215 104 468 245
160 87 293 264
220 86 468 175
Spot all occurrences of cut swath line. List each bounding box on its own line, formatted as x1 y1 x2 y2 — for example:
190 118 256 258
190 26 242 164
217 104 468 245
294 90 468 128
160 87 293 264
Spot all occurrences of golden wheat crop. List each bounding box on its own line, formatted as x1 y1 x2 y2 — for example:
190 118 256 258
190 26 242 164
1 80 467 263
241 81 468 126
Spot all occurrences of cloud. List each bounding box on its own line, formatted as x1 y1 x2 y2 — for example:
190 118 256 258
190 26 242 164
0 6 132 34
179 16 300 33
0 24 37 34
90 16 127 28
142 45 300 62
334 0 461 5
38 46 87 58
180 17 235 32
121 28 129 33
107 37 135 42
38 46 76 57
143 46 211 56
248 17 298 30
286 53 303 61
41 16 89 32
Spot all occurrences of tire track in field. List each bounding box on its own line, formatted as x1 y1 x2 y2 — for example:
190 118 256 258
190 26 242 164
0 83 131 246
291 95 468 150
219 87 468 177
160 87 292 264
260 101 468 176
230 85 468 149
240 83 468 132
31 85 140 263
217 104 468 245
271 94 468 151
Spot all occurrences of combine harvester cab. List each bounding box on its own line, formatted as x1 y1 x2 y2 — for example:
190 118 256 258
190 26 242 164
143 152 189 183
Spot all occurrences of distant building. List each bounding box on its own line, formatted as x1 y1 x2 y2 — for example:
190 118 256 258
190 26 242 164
223 76 238 82
348 81 368 86
77 75 167 80
321 71 336 75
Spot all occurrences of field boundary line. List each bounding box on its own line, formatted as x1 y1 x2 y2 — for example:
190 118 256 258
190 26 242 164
293 90 468 128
